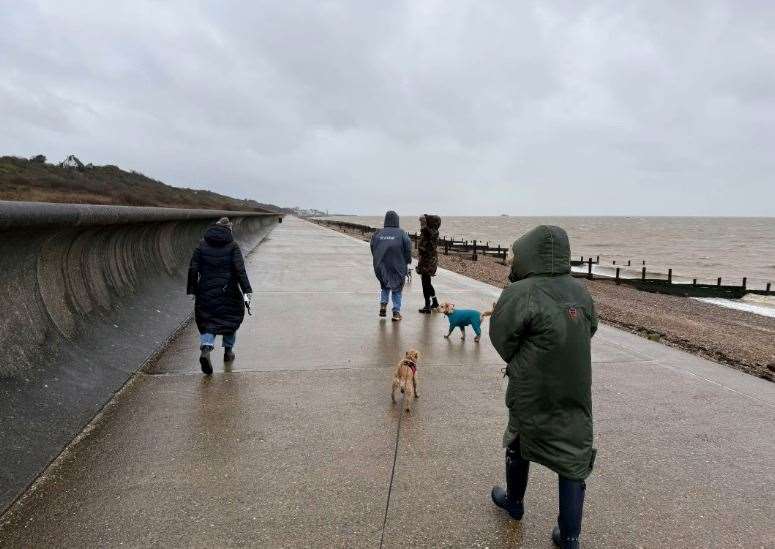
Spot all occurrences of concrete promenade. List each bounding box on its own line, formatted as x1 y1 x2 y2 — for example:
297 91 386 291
1 216 774 547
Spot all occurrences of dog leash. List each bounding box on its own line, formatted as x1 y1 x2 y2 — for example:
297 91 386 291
380 400 404 548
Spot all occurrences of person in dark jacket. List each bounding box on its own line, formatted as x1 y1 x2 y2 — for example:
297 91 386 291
416 214 441 313
488 225 597 549
187 217 253 375
370 211 412 321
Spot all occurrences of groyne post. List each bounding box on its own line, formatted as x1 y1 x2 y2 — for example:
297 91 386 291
693 278 697 286
717 277 722 286
587 257 593 280
472 240 478 261
615 267 620 285
642 266 646 280
668 269 673 284
767 282 771 294
742 277 747 290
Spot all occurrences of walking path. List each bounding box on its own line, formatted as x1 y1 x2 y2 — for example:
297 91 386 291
1 217 773 547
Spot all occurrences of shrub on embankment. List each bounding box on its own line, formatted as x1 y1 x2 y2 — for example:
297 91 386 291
0 155 288 213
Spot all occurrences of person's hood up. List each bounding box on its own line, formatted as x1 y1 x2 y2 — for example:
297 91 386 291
509 225 571 282
204 224 234 247
423 214 441 231
384 210 399 228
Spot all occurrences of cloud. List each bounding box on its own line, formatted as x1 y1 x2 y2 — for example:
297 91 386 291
1 0 773 215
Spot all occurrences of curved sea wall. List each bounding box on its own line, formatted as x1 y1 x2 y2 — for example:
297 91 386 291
0 201 281 512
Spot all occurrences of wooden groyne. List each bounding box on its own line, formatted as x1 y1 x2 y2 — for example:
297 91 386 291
315 219 509 261
572 256 770 298
313 219 771 299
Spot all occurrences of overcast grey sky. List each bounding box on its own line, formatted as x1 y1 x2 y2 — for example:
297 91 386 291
1 1 773 215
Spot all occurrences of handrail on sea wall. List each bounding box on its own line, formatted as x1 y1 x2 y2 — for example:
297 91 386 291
0 200 280 229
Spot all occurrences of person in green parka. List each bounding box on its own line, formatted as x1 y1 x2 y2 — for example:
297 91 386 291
489 225 597 549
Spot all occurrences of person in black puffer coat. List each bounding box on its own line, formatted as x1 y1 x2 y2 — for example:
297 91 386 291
186 217 252 374
416 214 441 313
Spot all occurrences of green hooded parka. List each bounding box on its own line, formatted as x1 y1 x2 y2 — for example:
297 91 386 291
489 225 598 480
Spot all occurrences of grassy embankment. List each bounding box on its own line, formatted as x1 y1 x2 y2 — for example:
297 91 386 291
0 155 285 212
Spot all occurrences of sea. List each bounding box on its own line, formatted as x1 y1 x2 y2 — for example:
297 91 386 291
325 215 775 316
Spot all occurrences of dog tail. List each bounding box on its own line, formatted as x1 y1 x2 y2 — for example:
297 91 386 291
480 302 496 321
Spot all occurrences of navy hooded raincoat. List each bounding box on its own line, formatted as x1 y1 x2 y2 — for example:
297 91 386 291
370 211 412 291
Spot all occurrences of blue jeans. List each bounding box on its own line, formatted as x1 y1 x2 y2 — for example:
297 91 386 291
380 288 402 312
200 332 236 349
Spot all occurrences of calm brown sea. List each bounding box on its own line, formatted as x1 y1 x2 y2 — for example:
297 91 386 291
326 216 775 289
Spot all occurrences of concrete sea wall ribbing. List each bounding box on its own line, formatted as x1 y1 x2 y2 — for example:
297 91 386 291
0 201 281 512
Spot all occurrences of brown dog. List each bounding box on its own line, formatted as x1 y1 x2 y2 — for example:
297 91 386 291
391 349 420 412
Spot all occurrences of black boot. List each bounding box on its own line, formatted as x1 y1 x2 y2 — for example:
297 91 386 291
224 348 235 362
430 296 439 310
551 477 586 548
379 303 387 317
199 345 214 375
491 445 529 520
418 300 432 314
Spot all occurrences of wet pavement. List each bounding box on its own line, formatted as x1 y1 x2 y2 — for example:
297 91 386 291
1 216 774 547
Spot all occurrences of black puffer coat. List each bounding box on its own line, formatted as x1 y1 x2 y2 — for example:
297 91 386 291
416 214 441 276
186 225 252 335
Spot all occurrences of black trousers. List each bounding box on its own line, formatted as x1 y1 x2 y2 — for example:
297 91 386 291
421 274 436 306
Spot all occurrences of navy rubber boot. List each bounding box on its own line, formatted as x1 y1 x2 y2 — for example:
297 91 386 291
551 477 586 548
199 345 214 375
224 348 235 362
491 445 529 520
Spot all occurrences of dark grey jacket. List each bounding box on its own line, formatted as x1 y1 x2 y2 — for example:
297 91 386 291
370 211 412 291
